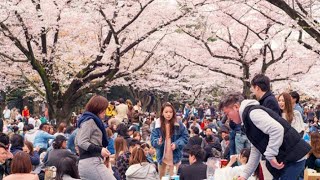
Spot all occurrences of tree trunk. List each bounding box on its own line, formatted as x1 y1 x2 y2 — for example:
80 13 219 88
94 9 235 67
242 63 251 98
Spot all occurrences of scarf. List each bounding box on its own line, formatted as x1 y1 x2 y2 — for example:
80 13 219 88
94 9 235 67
77 111 108 147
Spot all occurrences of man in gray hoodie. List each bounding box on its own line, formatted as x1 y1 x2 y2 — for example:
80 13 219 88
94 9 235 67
219 92 310 180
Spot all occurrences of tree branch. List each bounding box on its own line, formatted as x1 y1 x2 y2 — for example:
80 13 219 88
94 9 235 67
180 28 240 62
0 52 28 62
100 9 121 67
266 0 320 44
174 52 243 80
120 10 189 57
116 0 155 34
298 30 320 55
20 69 46 97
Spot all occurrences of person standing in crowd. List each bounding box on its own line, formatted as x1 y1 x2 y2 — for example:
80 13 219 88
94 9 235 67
56 157 80 180
183 103 191 119
126 99 134 122
289 91 305 121
0 119 3 133
219 92 311 180
45 135 77 168
125 147 159 180
198 105 205 122
316 104 320 121
75 95 115 180
115 98 129 124
307 106 316 123
180 145 207 180
250 74 281 115
151 102 189 179
209 103 215 118
2 106 10 125
28 115 35 127
4 151 38 180
133 99 142 114
141 117 151 142
278 92 304 136
22 106 30 119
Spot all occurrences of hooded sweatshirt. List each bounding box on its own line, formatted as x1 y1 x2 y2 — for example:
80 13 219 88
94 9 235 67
25 129 39 144
125 162 159 180
239 100 284 179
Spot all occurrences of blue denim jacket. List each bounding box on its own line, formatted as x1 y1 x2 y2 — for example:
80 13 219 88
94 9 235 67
33 130 55 149
150 119 189 165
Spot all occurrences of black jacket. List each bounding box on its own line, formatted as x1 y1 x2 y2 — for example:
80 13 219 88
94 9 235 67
188 135 203 147
242 105 311 178
180 161 207 180
259 91 281 116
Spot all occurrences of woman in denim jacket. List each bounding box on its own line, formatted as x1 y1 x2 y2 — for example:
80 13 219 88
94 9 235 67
151 102 189 179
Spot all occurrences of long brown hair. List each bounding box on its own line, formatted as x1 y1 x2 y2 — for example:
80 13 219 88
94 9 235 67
311 132 320 158
278 92 294 124
57 122 67 133
114 136 128 159
11 151 32 174
24 140 34 156
129 147 147 165
160 102 176 137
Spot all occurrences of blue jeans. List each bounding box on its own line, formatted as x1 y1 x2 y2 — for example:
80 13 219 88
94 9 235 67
278 159 306 180
235 133 250 154
229 130 236 155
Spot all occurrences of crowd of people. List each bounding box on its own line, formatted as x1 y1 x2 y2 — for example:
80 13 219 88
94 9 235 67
0 73 320 180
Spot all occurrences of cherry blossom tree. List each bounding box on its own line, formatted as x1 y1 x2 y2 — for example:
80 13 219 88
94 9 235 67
169 0 319 97
0 0 208 122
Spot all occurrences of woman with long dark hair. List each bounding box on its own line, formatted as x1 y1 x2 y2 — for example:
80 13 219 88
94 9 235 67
151 102 189 179
56 157 80 180
278 92 304 135
76 95 116 180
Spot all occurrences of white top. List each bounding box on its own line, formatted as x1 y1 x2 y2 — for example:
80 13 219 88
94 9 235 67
291 110 305 133
28 117 35 127
214 165 257 180
281 110 305 133
115 104 128 120
18 122 24 131
3 109 10 119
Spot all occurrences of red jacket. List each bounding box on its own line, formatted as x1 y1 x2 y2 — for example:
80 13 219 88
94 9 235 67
22 109 30 117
